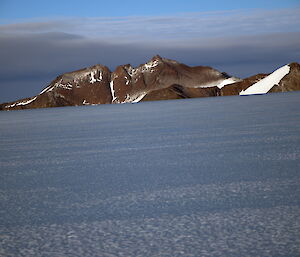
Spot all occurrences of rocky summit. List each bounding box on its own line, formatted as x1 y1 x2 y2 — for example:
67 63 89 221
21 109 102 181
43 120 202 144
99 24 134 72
1 56 300 111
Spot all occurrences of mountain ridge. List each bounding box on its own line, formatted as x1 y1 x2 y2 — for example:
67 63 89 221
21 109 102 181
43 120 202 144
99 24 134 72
1 56 299 111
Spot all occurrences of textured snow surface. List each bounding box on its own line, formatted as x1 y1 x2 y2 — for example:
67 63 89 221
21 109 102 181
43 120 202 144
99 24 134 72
240 65 290 95
1 92 300 256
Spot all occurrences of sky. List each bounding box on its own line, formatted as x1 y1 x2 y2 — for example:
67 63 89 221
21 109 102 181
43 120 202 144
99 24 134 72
0 0 300 103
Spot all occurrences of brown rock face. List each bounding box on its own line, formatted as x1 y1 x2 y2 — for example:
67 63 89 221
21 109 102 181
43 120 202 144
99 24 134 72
110 55 228 103
1 64 112 110
1 57 300 111
142 85 221 101
38 64 112 107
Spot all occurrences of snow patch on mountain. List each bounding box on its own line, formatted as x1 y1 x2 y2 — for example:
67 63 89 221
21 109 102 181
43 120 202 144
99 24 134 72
125 76 130 85
143 60 159 71
39 85 54 95
41 79 73 92
82 99 89 105
82 99 97 106
57 83 73 90
90 70 102 84
132 93 147 103
5 97 37 108
217 77 240 89
125 59 160 78
90 71 97 84
240 65 290 95
196 77 240 89
122 93 147 103
110 80 117 102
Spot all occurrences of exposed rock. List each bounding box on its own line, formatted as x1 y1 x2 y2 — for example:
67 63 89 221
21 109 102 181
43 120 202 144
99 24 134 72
1 65 112 110
142 85 221 101
1 57 299 111
110 55 229 104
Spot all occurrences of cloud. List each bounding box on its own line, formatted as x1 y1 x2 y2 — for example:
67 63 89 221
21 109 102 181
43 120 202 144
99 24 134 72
1 8 300 40
0 8 300 103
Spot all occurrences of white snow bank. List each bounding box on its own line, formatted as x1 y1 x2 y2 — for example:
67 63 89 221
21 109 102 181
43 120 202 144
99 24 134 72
216 77 240 89
240 65 290 96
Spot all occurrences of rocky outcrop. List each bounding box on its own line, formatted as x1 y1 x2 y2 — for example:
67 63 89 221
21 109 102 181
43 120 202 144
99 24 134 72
1 57 299 111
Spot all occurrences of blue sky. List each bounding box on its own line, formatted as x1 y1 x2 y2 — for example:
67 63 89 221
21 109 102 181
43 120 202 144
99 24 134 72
1 0 299 19
0 0 300 102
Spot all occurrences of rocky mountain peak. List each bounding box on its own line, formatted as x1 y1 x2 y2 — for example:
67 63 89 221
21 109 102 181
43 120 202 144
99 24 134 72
151 54 163 61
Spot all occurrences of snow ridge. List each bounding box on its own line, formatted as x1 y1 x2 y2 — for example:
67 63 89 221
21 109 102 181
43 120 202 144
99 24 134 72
240 65 290 95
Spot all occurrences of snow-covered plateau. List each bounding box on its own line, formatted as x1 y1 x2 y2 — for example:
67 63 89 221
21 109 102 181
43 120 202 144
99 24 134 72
1 92 300 257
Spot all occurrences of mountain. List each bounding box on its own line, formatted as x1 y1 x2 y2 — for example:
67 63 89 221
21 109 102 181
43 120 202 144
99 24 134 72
221 62 300 96
1 56 299 111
